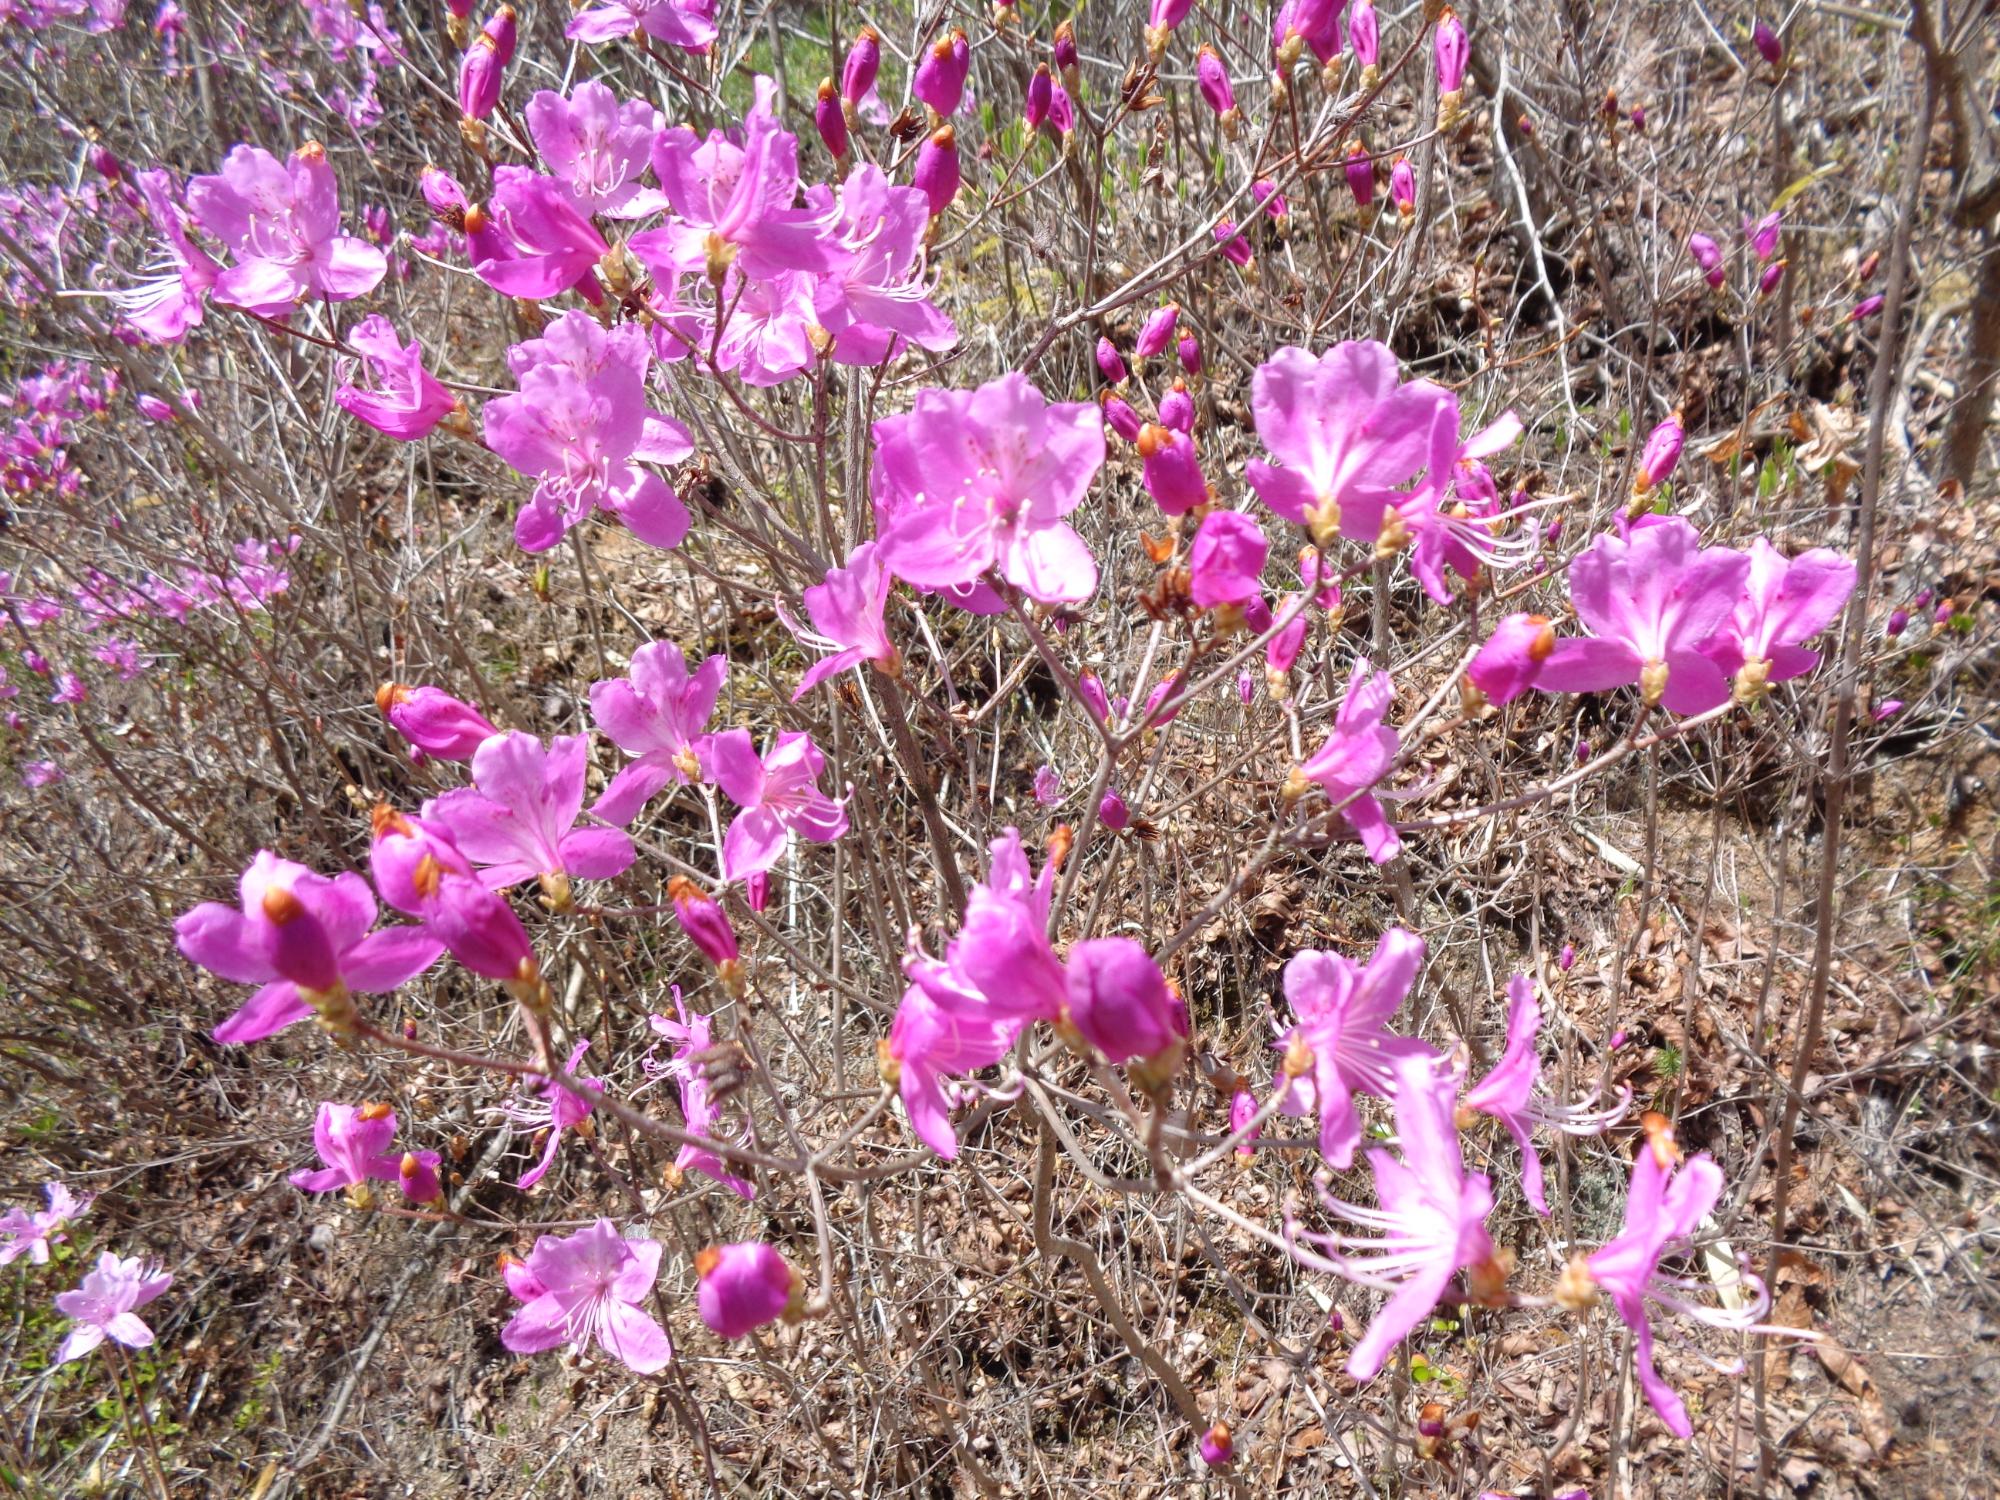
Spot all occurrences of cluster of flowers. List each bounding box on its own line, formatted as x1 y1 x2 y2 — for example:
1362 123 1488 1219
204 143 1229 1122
0 0 123 37
0 1181 176 1369
0 359 119 497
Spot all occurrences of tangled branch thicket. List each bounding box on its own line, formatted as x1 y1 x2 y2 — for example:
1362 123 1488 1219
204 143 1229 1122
0 0 1995 1494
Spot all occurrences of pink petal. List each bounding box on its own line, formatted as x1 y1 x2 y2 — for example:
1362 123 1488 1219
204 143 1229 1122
340 926 445 992
212 980 310 1043
558 826 636 881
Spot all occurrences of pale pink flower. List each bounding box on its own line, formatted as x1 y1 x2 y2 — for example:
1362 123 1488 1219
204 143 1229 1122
705 729 848 882
424 732 636 891
187 142 386 315
501 1218 673 1373
587 642 726 825
1297 658 1403 864
0 1181 91 1266
54 1252 173 1364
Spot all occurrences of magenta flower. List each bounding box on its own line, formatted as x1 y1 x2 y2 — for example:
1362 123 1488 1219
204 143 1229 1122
1199 1424 1234 1467
1581 1148 1752 1436
913 28 969 117
1435 7 1469 117
948 828 1066 1023
695 1241 797 1339
1076 672 1111 723
782 541 897 699
290 1101 442 1203
1461 976 1628 1215
1758 259 1786 296
1466 612 1556 706
1197 46 1240 133
1344 145 1375 209
187 142 386 316
504 1039 601 1190
115 169 217 343
426 732 636 892
1744 210 1782 262
501 1218 673 1373
1272 0 1341 63
1688 232 1725 289
587 642 725 824
467 168 609 302
1390 157 1417 218
176 850 444 1044
1702 538 1855 699
874 373 1104 607
652 998 756 1196
1136 303 1179 359
1189 510 1269 610
1245 342 1452 545
706 728 848 882
1535 518 1750 712
335 315 457 441
525 81 668 220
1292 1055 1497 1381
375 682 498 762
1136 422 1208 515
1062 938 1184 1076
53 1252 172 1365
814 78 849 159
566 0 713 53
1632 414 1684 495
1752 18 1783 65
630 77 839 283
806 165 956 365
49 672 85 705
1297 658 1403 864
1179 332 1203 375
1276 927 1431 1168
0 1182 90 1267
484 312 694 553
1213 219 1254 268
840 27 883 118
21 760 62 789
883 952 1025 1158
1374 401 1527 604
1032 764 1062 806
1158 381 1194 433
1350 0 1380 73
1852 293 1885 322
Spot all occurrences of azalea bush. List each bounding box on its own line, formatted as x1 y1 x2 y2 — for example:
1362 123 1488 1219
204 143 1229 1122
0 0 1994 1493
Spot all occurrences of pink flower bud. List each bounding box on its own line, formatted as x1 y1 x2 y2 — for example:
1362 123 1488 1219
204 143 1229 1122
914 127 961 217
1757 259 1786 297
1229 1089 1259 1156
421 166 468 215
1915 588 1934 608
1253 178 1289 223
1136 303 1179 358
1047 82 1076 137
90 147 122 180
1033 764 1062 806
1178 333 1202 376
1096 335 1126 386
1136 423 1208 514
1199 1422 1234 1467
1434 8 1468 95
1077 672 1111 723
1935 600 1955 625
1299 547 1342 610
1026 63 1054 130
1213 219 1253 267
669 875 739 965
1632 415 1684 494
1350 0 1379 69
447 0 474 16
1558 942 1576 971
695 1242 796 1340
1574 739 1590 765
1197 46 1239 130
1344 143 1375 208
1752 19 1783 66
1053 20 1079 80
1873 699 1904 722
457 7 515 120
376 682 499 761
1390 157 1416 218
1886 608 1908 637
428 876 537 982
399 1150 442 1203
1143 674 1185 727
1063 938 1180 1065
814 79 848 159
1688 231 1726 288
1189 510 1268 609
1098 787 1130 831
1744 210 1783 262
1237 671 1257 705
1851 294 1884 322
748 872 771 913
1267 603 1308 677
841 28 881 108
1629 104 1646 132
914 28 970 117
1467 612 1556 706
1158 380 1195 433
1102 391 1142 442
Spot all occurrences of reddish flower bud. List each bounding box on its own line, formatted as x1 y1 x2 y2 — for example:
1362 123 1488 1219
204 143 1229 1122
814 79 848 159
841 28 881 109
1390 157 1416 218
1136 303 1179 358
1098 787 1130 831
1137 424 1207 514
669 875 739 966
1101 391 1142 442
1063 937 1180 1066
1198 46 1240 134
1344 143 1375 209
1199 1422 1234 1467
457 7 515 121
695 1242 798 1340
1752 19 1783 67
1213 219 1253 267
1026 63 1054 130
376 682 499 761
913 126 961 217
1158 379 1194 433
914 28 970 118
1096 335 1126 386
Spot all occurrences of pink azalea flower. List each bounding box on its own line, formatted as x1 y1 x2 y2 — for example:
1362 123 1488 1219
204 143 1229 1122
501 1218 673 1373
290 1100 442 1203
1032 763 1062 806
53 1251 172 1364
1466 613 1556 706
425 732 637 893
466 168 609 303
21 760 63 789
526 81 668 220
1272 0 1341 63
781 540 897 700
1461 976 1629 1216
115 169 217 343
1376 401 1528 604
882 952 1024 1158
629 77 839 284
1743 210 1782 262
187 142 386 316
806 165 956 365
1061 938 1185 1074
1290 1054 1498 1381
176 850 445 1044
1245 342 1454 545
335 314 457 440
1699 538 1855 701
1297 657 1403 864
566 0 714 54
695 1241 797 1339
1687 232 1725 288
503 1040 600 1190
375 681 498 762
1535 518 1750 712
1276 927 1431 1169
948 828 1066 1023
1158 380 1195 433
874 373 1104 608
484 311 694 553
706 728 847 881
588 642 726 825
457 7 515 120
1582 1147 1756 1437
1188 510 1269 609
650 997 755 1197
49 672 86 705
0 1181 91 1266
